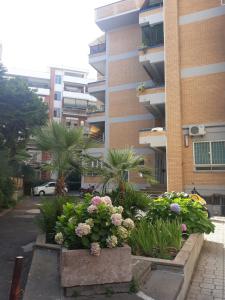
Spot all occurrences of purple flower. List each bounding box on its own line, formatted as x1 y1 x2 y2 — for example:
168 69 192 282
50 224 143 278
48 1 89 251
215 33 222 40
181 224 187 232
170 203 180 214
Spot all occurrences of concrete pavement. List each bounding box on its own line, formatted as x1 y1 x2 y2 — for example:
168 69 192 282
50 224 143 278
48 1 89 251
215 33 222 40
0 197 40 300
186 219 225 300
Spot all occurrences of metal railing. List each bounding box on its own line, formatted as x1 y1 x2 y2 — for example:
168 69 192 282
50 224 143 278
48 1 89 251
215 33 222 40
90 43 106 55
87 105 105 114
140 0 163 12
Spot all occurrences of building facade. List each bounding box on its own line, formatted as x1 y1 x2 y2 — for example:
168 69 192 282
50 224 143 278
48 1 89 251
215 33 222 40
84 0 225 195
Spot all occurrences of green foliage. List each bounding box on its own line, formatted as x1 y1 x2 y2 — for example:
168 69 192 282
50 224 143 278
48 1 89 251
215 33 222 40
36 196 77 243
129 279 139 294
110 184 150 219
0 64 48 200
0 68 48 159
147 192 215 234
129 219 182 259
0 177 15 209
99 148 154 192
35 122 95 194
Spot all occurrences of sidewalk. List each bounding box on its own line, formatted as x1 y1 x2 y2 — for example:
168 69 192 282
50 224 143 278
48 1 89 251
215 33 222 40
0 197 40 300
186 219 225 300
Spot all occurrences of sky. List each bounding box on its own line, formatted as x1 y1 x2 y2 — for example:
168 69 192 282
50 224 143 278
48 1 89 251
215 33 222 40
0 0 115 79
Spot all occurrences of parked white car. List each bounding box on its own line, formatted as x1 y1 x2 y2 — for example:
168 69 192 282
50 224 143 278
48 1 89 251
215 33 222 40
32 181 68 196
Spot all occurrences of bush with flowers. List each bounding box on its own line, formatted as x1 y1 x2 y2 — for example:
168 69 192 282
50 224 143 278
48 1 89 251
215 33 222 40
55 194 135 255
146 192 214 235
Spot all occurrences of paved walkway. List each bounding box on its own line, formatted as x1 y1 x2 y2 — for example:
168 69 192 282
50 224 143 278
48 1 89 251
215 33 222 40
186 219 225 300
0 197 40 300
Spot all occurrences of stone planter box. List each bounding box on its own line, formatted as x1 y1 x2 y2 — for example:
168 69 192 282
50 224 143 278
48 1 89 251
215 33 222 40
60 245 132 288
133 233 204 300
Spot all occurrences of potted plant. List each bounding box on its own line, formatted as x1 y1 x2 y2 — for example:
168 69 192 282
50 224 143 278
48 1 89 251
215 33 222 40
55 195 135 287
137 82 146 94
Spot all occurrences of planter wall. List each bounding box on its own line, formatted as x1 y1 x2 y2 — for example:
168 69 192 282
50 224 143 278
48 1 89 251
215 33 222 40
60 245 132 287
133 233 204 300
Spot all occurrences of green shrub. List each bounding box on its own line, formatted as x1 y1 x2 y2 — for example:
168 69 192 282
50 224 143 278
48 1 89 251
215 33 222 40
0 177 15 209
129 219 182 259
36 196 77 243
55 194 135 253
110 184 149 219
147 192 214 234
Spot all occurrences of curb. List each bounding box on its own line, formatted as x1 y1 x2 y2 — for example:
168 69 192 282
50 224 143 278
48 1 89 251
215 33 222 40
0 208 13 217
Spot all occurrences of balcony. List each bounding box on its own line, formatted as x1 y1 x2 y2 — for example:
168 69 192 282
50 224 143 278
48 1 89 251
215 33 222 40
140 0 163 11
95 0 145 31
89 122 105 147
63 91 97 102
139 23 164 83
139 0 163 26
30 87 50 96
88 78 106 93
139 128 166 148
63 75 88 85
87 104 105 115
138 85 165 117
89 35 106 76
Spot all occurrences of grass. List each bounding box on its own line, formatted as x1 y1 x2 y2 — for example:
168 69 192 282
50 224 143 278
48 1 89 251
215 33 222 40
129 219 183 259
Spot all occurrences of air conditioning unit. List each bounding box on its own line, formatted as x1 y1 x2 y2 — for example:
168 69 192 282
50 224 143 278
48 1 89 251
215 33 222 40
222 0 225 5
189 125 206 136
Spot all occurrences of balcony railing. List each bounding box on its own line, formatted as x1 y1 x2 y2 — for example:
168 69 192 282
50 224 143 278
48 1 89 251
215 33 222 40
87 104 105 114
90 132 105 144
90 43 106 55
142 23 164 48
140 0 163 12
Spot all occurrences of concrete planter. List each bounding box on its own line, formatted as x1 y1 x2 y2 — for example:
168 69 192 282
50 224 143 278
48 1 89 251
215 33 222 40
60 245 132 288
133 233 204 300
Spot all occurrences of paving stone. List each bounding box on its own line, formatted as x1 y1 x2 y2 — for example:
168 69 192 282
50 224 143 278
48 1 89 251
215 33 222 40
186 220 225 300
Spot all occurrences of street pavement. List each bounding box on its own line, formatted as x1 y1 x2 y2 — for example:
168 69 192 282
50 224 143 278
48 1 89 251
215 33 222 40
186 219 225 300
0 197 40 300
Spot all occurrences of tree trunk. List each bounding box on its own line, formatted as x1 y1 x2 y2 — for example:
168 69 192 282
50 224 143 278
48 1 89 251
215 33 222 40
119 181 126 203
56 176 66 196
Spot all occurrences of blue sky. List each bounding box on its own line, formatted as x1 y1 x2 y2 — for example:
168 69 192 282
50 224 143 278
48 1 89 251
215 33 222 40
0 0 114 78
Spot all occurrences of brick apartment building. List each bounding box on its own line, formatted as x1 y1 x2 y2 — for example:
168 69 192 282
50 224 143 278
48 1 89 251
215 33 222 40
83 0 225 195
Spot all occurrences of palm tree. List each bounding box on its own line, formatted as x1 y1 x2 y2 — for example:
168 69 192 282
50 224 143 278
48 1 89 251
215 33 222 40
100 148 155 198
35 122 94 195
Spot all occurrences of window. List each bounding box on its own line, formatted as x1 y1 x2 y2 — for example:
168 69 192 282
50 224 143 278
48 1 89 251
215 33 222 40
53 108 61 118
87 160 103 176
48 183 56 187
55 75 62 84
194 141 225 171
54 91 61 101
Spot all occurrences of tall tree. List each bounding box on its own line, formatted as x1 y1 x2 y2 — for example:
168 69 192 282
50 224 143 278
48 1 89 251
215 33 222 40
35 122 95 195
0 64 48 161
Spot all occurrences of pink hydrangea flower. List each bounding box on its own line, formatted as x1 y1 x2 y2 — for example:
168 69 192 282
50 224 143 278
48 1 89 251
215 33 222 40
90 242 101 256
101 196 112 206
91 196 102 206
75 223 91 237
181 223 187 232
111 213 122 226
87 205 97 214
123 218 135 230
106 235 118 248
